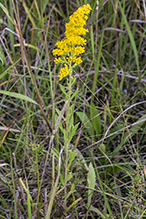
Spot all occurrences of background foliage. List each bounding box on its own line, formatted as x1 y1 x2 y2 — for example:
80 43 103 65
0 0 146 218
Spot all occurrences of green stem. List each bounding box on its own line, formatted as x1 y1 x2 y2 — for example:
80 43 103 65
64 65 72 205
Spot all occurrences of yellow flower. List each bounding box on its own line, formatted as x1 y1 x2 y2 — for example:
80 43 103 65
53 4 92 80
58 64 71 81
65 4 91 38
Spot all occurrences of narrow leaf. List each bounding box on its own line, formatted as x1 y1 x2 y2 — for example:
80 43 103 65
76 111 92 136
87 162 96 208
118 0 139 74
0 90 38 105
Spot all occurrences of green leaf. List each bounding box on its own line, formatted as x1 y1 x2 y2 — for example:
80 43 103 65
118 0 139 75
87 162 96 208
0 3 8 14
60 174 64 185
74 148 88 171
0 46 6 66
67 150 77 170
59 84 67 96
0 3 15 25
0 58 21 79
76 111 92 136
90 103 101 138
0 90 38 105
65 172 73 182
71 87 78 100
68 123 79 144
100 144 106 153
51 148 59 159
89 205 106 219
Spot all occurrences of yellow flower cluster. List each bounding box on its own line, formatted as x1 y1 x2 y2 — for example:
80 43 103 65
53 4 92 80
58 64 72 81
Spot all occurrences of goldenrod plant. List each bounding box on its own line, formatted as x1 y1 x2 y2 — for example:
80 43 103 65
52 3 92 209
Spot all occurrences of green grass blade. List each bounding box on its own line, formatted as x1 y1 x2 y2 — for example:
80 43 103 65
0 90 38 105
118 0 139 75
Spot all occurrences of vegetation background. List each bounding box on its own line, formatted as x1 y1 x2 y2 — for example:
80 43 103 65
0 0 146 218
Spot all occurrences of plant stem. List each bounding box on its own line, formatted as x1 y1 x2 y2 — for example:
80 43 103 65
64 67 72 206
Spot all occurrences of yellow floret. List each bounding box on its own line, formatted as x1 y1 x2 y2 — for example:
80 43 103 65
58 64 70 81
